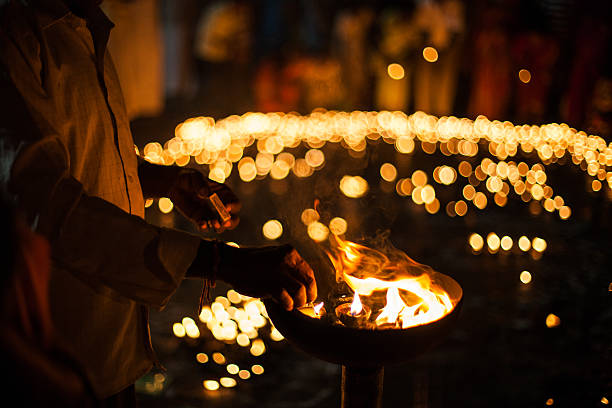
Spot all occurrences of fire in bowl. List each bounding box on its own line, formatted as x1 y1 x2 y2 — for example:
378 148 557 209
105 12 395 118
264 234 463 366
264 270 462 367
266 234 463 408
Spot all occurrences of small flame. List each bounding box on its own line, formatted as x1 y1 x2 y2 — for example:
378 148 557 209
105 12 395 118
350 293 363 316
313 302 324 315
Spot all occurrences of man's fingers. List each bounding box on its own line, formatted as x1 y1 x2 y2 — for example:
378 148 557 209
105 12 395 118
277 289 293 311
277 270 307 310
223 216 240 230
285 250 317 302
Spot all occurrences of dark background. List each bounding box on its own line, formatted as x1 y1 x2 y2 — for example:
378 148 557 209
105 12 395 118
103 0 612 406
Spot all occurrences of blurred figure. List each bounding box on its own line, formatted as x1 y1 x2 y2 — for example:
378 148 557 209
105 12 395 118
467 5 512 120
300 53 345 112
0 196 97 407
562 2 611 131
373 8 419 111
193 0 252 115
509 1 559 123
511 31 558 123
253 52 302 112
102 0 164 120
333 6 375 110
412 0 465 116
162 0 200 102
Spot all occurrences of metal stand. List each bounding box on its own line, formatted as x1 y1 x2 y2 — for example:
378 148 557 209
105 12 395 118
341 365 384 408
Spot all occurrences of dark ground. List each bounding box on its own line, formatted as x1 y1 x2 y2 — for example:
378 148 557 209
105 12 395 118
130 97 611 408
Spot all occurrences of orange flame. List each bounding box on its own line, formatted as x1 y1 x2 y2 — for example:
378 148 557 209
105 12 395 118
350 293 363 316
313 302 324 315
326 234 455 328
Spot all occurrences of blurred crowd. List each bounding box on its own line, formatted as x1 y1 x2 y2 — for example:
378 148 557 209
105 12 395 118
103 0 612 137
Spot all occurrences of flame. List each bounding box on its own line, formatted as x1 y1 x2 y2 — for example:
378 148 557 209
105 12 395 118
313 302 324 315
350 293 363 316
326 234 455 328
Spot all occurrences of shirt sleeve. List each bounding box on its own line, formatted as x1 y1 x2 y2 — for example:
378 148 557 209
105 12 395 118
7 123 203 309
0 23 203 310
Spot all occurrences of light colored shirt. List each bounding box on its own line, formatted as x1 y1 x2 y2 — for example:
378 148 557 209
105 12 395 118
0 0 201 397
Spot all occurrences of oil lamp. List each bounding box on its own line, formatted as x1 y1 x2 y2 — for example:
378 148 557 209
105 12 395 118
298 301 326 319
335 293 371 328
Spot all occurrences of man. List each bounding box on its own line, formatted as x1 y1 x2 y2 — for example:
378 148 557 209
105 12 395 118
0 0 317 404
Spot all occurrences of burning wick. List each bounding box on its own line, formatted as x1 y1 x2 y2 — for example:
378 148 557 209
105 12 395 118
335 292 371 328
349 292 363 316
298 301 326 319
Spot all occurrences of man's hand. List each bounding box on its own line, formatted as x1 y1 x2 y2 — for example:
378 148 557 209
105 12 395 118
169 169 241 232
217 244 317 311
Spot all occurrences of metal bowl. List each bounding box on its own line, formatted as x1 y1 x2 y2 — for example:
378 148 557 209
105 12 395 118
264 271 463 367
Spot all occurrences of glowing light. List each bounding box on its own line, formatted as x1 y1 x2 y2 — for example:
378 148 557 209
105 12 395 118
463 185 476 200
196 353 208 363
458 161 472 177
518 69 532 83
158 197 173 214
236 333 250 347
500 236 513 251
455 200 468 216
262 219 283 240
340 175 369 198
329 217 348 235
301 208 320 225
220 377 237 388
238 370 251 380
270 327 284 341
518 236 531 251
592 179 602 191
438 166 457 185
380 163 398 182
425 198 440 214
307 221 330 242
182 317 200 338
212 352 226 364
305 149 325 168
423 46 438 62
559 206 571 219
387 63 405 80
396 178 413 196
602 397 609 404
546 398 554 406
250 339 266 356
203 380 220 391
532 237 547 252
227 290 242 304
252 364 264 375
487 233 500 251
473 192 487 209
411 170 428 187
172 323 185 338
469 233 484 251
545 314 561 328
238 157 257 182
520 271 532 284
144 198 154 208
